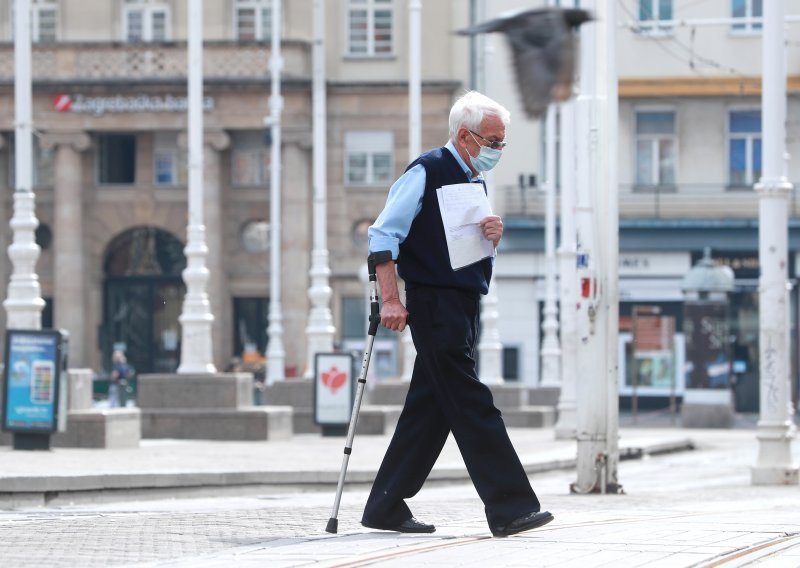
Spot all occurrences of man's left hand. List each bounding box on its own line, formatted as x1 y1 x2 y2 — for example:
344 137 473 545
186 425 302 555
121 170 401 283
480 215 503 247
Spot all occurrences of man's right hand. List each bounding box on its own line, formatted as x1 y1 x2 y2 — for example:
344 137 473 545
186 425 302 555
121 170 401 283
380 298 408 332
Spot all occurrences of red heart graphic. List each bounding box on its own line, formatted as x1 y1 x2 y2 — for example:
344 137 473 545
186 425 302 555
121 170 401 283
321 366 347 394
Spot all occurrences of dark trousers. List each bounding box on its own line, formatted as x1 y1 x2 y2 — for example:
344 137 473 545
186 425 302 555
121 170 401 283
362 286 540 529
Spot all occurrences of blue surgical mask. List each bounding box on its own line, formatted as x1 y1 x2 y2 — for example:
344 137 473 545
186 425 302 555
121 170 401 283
468 133 503 172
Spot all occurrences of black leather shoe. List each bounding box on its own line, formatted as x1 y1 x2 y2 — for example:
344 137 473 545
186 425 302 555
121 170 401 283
362 516 436 533
491 511 553 537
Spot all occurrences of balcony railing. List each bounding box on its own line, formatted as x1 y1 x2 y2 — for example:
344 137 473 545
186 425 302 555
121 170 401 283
0 41 310 83
500 183 800 219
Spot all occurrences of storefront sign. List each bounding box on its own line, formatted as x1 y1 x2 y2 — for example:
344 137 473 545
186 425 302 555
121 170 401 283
53 93 215 116
2 330 67 434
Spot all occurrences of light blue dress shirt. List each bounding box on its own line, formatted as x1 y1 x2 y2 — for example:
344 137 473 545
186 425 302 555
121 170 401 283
368 141 482 259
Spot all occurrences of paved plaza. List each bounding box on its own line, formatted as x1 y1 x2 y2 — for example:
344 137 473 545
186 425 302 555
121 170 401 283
0 416 799 567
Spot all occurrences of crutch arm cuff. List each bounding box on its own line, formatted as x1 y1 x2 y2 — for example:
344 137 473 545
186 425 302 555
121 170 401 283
367 250 394 276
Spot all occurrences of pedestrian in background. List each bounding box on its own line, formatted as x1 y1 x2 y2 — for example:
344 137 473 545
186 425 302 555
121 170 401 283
361 91 553 537
109 350 131 408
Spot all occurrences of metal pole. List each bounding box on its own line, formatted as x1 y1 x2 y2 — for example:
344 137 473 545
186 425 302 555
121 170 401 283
5 0 44 330
399 0 422 382
752 0 799 486
604 0 621 488
555 81 578 439
304 0 335 378
178 0 215 373
477 0 503 385
540 102 561 387
266 0 286 385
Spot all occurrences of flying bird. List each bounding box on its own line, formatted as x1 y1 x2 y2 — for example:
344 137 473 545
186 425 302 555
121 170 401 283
458 8 593 119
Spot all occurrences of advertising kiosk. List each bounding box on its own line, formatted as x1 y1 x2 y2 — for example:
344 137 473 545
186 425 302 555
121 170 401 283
2 329 69 449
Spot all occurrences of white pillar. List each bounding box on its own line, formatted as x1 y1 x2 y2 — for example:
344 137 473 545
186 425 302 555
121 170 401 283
42 132 91 364
540 104 561 387
400 0 423 382
573 0 620 494
266 0 286 385
304 0 335 378
178 0 215 373
477 20 503 385
5 0 44 330
555 94 578 439
752 0 799 486
602 0 621 490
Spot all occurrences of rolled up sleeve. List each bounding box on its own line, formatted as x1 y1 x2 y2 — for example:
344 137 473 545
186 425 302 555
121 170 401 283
367 164 426 260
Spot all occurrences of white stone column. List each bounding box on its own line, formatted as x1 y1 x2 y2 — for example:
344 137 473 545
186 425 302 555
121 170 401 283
202 131 230 370
752 0 799 486
40 131 91 365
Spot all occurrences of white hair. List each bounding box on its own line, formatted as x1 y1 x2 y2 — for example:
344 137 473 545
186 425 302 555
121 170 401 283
448 91 511 142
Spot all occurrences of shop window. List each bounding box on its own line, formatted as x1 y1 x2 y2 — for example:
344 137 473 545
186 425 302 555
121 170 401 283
123 0 170 42
233 297 269 358
235 0 272 41
728 110 761 188
97 134 136 185
345 130 393 187
731 0 762 33
231 131 270 188
637 0 672 35
503 346 520 381
153 133 186 187
346 0 393 56
635 110 676 190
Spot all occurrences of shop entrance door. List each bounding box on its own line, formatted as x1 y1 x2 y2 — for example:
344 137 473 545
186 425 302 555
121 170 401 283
101 227 187 374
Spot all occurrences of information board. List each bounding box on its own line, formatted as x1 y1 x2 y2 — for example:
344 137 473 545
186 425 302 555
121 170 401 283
2 329 65 434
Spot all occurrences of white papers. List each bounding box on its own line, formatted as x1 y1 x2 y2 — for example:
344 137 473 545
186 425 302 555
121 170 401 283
435 183 495 270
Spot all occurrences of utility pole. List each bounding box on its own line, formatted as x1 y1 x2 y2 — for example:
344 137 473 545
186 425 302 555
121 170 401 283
304 0 335 378
572 0 621 494
5 0 44 330
266 0 285 385
178 0 215 373
752 0 799 486
400 0 422 382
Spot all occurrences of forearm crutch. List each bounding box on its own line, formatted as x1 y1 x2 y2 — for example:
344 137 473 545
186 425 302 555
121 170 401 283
326 250 392 534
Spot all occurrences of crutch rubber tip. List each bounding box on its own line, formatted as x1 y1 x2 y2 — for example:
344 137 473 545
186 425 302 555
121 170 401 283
326 518 338 534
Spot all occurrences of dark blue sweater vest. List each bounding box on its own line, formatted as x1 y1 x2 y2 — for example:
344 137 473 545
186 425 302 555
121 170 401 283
397 147 493 295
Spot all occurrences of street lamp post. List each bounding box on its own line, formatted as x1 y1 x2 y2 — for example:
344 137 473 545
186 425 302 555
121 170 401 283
752 0 799 486
266 0 286 385
178 0 215 374
304 0 335 378
5 0 44 330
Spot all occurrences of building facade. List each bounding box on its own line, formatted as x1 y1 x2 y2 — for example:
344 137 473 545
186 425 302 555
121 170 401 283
0 0 470 378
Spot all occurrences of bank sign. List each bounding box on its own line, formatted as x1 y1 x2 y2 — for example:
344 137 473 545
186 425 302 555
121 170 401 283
53 93 215 116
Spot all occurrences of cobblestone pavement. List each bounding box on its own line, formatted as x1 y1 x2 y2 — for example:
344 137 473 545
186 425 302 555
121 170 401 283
1 430 799 567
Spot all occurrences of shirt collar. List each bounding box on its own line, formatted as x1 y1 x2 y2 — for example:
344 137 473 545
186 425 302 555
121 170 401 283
445 140 483 183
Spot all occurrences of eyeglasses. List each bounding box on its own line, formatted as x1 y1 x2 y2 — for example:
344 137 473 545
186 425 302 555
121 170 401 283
468 130 507 150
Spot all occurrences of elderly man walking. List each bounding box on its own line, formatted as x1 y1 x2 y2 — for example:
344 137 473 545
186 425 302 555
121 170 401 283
361 91 553 538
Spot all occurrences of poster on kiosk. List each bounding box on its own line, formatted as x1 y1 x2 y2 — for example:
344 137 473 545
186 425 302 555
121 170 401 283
2 329 69 449
314 352 355 436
